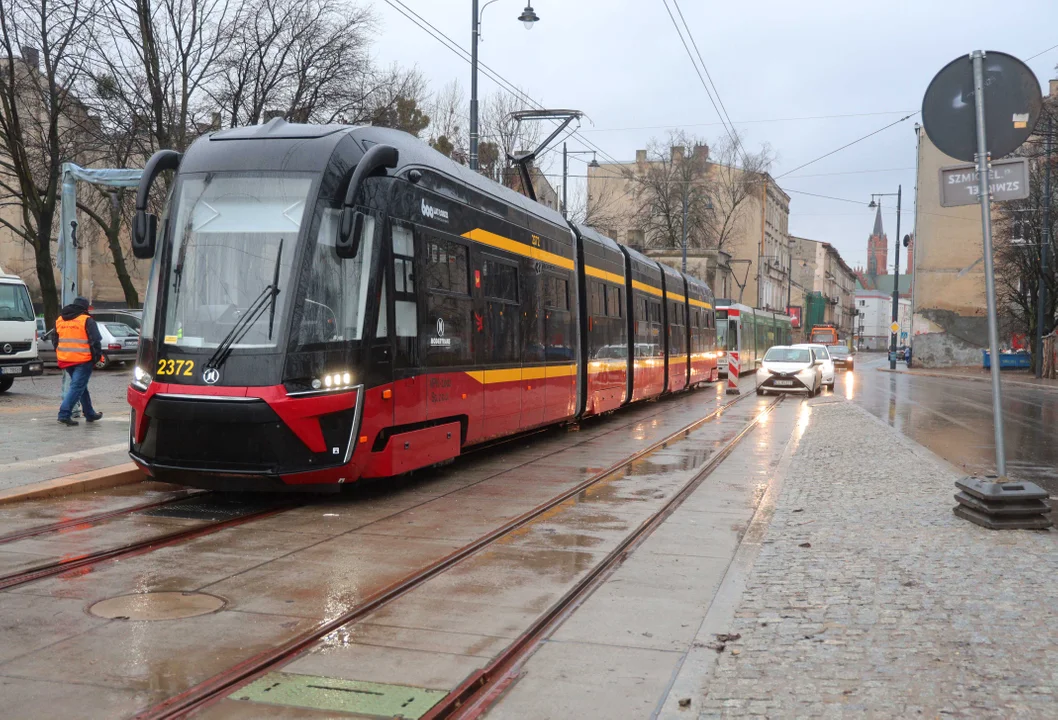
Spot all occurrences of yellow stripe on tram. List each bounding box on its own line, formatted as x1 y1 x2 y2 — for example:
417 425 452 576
666 291 687 303
461 228 575 271
631 280 663 297
584 265 625 285
463 364 578 384
689 297 713 310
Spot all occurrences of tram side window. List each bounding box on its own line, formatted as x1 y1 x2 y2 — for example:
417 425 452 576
426 239 469 295
391 225 416 338
543 274 569 310
483 258 518 303
607 286 622 318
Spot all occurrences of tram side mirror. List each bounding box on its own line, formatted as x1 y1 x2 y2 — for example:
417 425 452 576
336 144 399 260
132 212 158 259
336 210 365 259
133 149 182 259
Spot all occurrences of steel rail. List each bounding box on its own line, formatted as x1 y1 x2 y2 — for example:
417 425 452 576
427 394 784 719
0 490 203 546
0 503 293 592
135 389 757 720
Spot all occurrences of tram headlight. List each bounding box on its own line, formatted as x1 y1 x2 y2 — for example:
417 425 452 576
131 365 152 391
317 371 354 392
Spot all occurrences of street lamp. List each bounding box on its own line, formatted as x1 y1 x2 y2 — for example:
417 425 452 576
470 1 539 171
562 145 597 219
869 187 902 370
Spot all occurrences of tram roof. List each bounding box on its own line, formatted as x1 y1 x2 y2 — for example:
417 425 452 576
200 120 571 233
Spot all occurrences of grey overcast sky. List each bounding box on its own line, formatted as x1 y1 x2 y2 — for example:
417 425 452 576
370 0 1058 270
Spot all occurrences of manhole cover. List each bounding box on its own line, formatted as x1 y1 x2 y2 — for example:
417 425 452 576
89 592 226 620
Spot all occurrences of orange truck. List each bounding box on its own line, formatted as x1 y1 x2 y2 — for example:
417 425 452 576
808 324 839 345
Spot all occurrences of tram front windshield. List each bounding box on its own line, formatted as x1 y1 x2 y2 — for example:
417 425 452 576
161 173 309 350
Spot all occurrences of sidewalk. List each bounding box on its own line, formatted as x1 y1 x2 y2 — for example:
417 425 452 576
0 368 133 493
686 400 1058 718
877 363 1058 392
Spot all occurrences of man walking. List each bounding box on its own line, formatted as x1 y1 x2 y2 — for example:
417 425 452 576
54 296 103 426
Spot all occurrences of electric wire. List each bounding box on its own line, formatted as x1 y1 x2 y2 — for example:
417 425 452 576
580 111 919 133
774 113 918 179
381 0 624 168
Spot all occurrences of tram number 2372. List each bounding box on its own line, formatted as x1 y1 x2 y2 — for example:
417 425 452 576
156 358 195 377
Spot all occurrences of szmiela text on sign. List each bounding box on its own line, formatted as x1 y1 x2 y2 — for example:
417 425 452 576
939 157 1030 207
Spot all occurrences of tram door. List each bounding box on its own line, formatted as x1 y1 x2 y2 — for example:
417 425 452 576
387 220 425 428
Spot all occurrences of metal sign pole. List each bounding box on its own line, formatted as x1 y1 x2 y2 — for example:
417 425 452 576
971 50 1007 477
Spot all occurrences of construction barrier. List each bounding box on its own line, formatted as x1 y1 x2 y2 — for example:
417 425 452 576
726 351 741 395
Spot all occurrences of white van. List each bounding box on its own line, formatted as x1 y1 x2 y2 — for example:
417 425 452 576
0 269 44 393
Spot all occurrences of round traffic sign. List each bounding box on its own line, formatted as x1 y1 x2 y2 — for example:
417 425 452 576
921 51 1043 162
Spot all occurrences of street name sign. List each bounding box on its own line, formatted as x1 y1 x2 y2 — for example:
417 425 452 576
939 157 1030 207
890 322 900 334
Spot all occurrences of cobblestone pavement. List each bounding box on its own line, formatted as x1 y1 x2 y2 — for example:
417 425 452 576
0 366 132 491
698 399 1058 719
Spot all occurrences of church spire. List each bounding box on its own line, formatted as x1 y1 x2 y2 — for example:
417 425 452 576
872 206 884 237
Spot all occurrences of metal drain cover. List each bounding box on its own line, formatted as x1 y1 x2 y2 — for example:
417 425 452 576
89 592 226 620
140 496 279 521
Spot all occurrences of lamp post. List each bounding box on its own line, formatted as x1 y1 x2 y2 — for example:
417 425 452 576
869 187 902 370
470 2 538 171
562 145 598 219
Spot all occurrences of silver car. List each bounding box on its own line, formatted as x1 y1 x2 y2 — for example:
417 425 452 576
40 321 138 369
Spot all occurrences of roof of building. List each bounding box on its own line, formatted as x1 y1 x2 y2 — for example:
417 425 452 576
872 206 884 237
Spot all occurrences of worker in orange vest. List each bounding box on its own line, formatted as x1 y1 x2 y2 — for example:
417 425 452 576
54 296 103 426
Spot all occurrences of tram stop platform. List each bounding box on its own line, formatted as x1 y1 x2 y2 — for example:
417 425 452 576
0 367 135 497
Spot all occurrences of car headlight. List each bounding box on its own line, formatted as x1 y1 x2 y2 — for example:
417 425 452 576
131 365 152 391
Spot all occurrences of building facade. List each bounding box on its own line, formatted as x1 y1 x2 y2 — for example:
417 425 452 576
789 235 857 339
856 287 912 351
587 147 791 306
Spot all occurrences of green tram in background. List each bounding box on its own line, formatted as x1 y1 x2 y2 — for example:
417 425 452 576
715 302 793 376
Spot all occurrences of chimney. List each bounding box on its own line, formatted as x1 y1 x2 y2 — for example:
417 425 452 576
1050 79 1058 98
20 46 39 68
671 146 685 162
635 149 646 164
692 144 708 161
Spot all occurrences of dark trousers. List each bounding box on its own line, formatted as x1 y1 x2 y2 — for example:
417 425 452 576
59 362 97 420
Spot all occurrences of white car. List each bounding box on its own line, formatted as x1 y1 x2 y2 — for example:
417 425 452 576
755 345 824 396
793 343 835 390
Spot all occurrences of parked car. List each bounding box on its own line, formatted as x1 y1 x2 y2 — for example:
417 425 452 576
91 309 142 334
96 322 139 369
39 321 138 370
794 343 836 390
755 345 824 396
828 344 854 371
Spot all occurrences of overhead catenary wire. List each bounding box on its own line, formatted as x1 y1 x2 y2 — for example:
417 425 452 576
774 113 918 179
381 0 618 166
580 111 919 133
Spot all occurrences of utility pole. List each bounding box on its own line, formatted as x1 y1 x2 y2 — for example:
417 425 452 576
1037 115 1052 378
890 185 902 371
469 0 479 171
562 142 568 218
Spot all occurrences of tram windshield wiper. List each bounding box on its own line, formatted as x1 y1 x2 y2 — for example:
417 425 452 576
205 239 283 372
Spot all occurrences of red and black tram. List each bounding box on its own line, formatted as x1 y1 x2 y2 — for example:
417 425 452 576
126 121 718 491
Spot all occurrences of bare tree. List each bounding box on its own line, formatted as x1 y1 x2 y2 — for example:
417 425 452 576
478 89 542 186
215 0 379 127
995 102 1058 370
702 133 773 255
364 64 430 133
98 0 239 155
632 130 711 251
568 180 623 237
427 79 467 162
0 0 98 326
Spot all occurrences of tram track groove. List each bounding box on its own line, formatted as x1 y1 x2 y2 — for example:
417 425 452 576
133 389 762 720
0 490 204 546
0 384 719 598
426 394 785 720
0 503 293 592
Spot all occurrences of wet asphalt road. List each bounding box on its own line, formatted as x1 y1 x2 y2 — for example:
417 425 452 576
840 353 1058 501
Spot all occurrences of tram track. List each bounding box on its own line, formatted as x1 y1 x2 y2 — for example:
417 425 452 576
0 383 721 597
0 501 293 592
134 389 776 720
0 489 204 546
